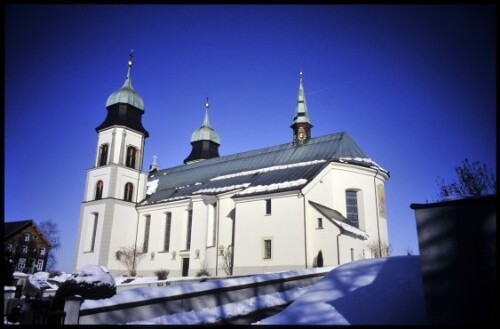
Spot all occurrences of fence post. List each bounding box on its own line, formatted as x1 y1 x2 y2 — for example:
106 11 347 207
63 296 83 324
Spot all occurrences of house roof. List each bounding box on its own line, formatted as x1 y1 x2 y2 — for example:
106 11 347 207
4 220 33 239
309 201 369 240
141 132 386 206
4 220 52 246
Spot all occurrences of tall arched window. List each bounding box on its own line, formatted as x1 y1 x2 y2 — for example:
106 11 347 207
126 146 137 169
124 183 134 202
95 180 104 200
98 144 109 167
345 190 359 228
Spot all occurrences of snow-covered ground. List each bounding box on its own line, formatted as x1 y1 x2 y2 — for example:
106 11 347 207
128 256 426 325
11 255 427 325
259 255 427 325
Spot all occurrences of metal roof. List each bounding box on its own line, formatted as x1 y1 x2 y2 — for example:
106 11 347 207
141 132 373 206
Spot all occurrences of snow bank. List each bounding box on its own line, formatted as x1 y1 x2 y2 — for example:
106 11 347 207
71 264 115 286
128 287 306 324
81 266 333 311
27 272 57 290
258 256 427 325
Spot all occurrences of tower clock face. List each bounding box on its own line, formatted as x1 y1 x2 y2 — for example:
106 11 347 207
298 132 305 141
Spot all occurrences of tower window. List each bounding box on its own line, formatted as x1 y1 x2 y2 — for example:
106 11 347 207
317 218 323 229
126 146 137 169
346 190 359 228
95 180 104 200
265 199 272 215
98 144 109 167
124 183 134 202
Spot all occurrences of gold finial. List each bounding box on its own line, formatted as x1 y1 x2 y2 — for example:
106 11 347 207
205 97 209 109
128 49 134 67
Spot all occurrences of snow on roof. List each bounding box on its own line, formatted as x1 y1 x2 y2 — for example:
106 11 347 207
236 179 308 196
331 218 369 239
338 157 389 174
146 179 159 195
152 196 190 204
192 183 251 195
211 159 326 181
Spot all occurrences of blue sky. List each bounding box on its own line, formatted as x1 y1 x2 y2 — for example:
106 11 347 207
5 5 496 273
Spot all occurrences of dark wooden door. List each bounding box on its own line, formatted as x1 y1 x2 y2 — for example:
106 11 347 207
182 257 189 277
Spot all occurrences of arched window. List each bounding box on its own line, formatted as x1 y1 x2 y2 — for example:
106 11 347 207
126 146 137 169
345 190 359 228
98 144 109 167
124 183 134 202
95 180 104 200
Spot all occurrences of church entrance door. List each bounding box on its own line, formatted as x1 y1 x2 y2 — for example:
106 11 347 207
182 257 189 277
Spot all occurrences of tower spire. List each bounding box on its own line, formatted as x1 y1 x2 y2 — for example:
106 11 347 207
124 50 134 89
291 70 313 145
203 97 211 127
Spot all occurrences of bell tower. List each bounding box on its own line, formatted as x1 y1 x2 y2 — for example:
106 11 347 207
74 52 149 271
291 71 313 145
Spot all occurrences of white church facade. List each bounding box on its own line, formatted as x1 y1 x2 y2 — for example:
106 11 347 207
74 56 390 277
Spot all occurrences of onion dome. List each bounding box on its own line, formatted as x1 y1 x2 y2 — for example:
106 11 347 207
184 98 221 164
190 98 221 144
105 51 144 111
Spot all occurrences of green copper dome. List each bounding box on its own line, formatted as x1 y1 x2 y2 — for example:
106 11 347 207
190 100 221 144
106 58 144 111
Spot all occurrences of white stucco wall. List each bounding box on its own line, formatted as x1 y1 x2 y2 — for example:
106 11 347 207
232 191 306 275
304 162 389 264
75 200 138 273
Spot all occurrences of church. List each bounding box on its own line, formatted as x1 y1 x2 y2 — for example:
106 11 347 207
74 56 390 277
